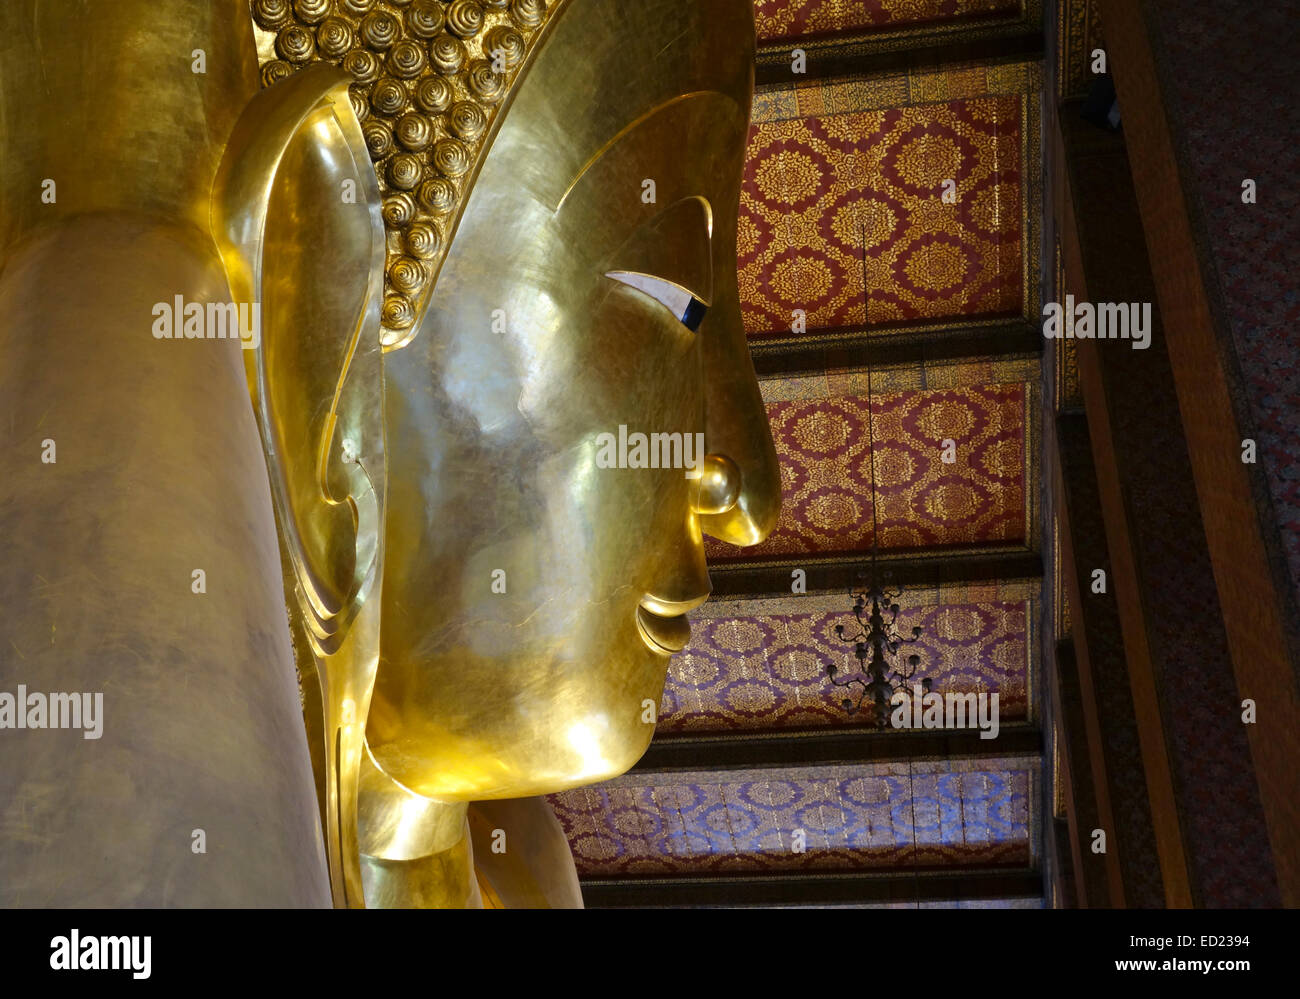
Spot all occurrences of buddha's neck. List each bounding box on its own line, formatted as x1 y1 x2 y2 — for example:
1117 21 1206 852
356 751 478 908
358 812 480 908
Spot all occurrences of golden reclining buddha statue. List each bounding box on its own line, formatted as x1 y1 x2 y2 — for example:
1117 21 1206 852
0 0 778 908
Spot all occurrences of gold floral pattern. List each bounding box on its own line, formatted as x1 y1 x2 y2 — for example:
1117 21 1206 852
740 95 1024 336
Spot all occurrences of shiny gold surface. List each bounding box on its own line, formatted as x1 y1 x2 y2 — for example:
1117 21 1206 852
213 61 388 910
236 0 778 906
469 797 583 908
250 0 561 350
1 0 777 908
0 1 329 906
368 0 778 811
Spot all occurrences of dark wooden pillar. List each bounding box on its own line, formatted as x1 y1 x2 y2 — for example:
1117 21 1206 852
1052 99 1281 906
1096 0 1300 907
1053 415 1164 907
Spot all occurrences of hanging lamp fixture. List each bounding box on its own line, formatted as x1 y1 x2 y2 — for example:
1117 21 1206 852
826 224 929 726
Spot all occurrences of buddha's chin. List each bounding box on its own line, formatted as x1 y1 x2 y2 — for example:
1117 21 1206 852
365 641 668 798
381 724 657 801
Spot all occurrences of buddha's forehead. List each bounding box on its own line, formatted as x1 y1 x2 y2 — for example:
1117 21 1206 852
483 0 755 216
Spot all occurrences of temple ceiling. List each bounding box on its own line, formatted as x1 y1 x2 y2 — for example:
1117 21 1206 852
742 93 1026 335
706 361 1037 562
752 0 1043 77
743 61 1041 346
753 0 1026 46
661 581 1037 736
550 758 1038 878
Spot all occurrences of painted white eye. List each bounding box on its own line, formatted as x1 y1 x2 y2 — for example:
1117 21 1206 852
607 271 707 331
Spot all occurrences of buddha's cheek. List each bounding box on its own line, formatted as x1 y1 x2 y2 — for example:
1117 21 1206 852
366 636 668 799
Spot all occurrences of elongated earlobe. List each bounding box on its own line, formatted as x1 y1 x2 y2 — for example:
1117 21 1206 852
212 65 388 909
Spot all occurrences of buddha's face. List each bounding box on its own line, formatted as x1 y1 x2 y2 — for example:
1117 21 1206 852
367 0 778 800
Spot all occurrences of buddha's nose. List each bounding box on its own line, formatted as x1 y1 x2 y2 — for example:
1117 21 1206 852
691 453 741 515
696 267 782 547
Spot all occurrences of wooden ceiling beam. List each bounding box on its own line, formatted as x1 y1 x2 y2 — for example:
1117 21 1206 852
581 868 1042 908
633 724 1041 774
755 29 1043 89
749 320 1042 379
709 550 1042 599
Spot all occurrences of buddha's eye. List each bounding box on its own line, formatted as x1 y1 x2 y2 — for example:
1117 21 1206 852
606 271 709 331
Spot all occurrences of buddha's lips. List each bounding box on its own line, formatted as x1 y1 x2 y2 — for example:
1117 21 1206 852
636 604 691 655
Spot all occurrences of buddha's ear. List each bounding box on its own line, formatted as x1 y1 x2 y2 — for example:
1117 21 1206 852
211 65 387 908
212 64 385 641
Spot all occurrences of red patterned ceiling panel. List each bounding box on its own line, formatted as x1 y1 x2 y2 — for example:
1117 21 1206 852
663 584 1034 734
705 374 1030 561
740 94 1024 337
550 760 1035 877
754 0 1022 44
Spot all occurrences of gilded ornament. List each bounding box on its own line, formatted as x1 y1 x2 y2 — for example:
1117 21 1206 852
405 0 445 38
447 101 487 142
370 77 407 115
446 0 485 38
359 10 400 49
405 221 441 258
317 17 355 59
483 25 525 68
382 191 417 228
293 0 333 25
413 75 453 114
363 118 394 158
387 152 424 189
429 33 467 75
388 39 427 78
381 293 415 329
250 0 562 350
388 256 426 295
395 111 434 151
262 59 294 86
431 137 470 178
252 0 293 31
276 24 316 62
416 177 456 214
348 83 370 120
465 60 506 102
510 0 546 30
342 48 381 83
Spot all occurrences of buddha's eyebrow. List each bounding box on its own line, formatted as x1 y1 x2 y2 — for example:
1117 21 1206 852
554 90 735 213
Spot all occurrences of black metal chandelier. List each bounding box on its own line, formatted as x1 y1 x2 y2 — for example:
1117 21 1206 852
826 224 928 726
827 573 929 724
